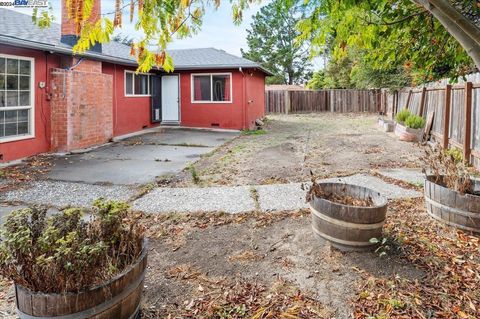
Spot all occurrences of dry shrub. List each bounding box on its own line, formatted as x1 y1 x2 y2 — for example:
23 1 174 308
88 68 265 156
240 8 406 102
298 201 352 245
0 199 144 293
423 146 473 194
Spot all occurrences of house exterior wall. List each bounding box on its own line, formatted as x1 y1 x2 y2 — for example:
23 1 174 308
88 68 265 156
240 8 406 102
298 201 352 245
0 45 61 162
102 63 158 137
245 69 266 129
0 46 267 163
179 69 246 130
50 65 113 151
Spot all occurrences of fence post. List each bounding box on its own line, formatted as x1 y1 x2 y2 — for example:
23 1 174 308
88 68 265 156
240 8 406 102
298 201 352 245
405 89 412 110
464 82 473 163
443 84 451 149
419 87 427 117
284 90 290 115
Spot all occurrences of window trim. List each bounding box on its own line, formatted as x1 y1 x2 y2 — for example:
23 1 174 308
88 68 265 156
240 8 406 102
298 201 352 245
124 70 152 97
0 53 35 143
191 72 233 104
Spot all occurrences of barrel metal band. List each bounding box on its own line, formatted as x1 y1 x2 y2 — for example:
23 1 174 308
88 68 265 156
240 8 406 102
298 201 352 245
425 196 480 218
309 204 385 230
16 268 146 319
311 226 373 247
426 201 480 233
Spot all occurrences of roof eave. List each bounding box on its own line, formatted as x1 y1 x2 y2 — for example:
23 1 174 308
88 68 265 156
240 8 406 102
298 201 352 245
0 36 274 75
0 36 139 66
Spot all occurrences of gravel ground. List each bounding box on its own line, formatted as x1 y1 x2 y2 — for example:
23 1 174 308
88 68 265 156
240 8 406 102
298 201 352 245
133 173 421 214
132 185 256 213
0 180 138 208
256 183 307 211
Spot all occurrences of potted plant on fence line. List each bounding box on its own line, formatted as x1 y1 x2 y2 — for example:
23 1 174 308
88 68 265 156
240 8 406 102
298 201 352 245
0 199 147 319
378 117 394 132
424 146 480 233
394 109 426 142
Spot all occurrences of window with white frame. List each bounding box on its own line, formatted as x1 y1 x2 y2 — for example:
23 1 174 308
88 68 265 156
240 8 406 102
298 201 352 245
125 71 151 96
0 55 33 141
192 73 232 102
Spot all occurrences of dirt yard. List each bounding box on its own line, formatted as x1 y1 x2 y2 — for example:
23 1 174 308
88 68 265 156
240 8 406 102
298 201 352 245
172 113 424 187
138 196 479 318
2 198 479 318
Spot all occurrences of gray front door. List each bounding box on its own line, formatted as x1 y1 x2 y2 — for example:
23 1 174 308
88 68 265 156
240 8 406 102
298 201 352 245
151 75 162 123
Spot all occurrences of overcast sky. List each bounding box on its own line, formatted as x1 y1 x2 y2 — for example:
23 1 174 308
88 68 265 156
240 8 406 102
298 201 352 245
6 0 266 56
6 0 322 69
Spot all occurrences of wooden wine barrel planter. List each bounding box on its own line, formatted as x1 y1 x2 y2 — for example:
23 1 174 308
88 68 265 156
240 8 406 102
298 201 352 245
309 183 387 251
15 240 148 319
425 175 480 233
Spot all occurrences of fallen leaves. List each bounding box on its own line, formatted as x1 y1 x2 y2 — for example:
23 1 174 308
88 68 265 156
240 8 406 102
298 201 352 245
228 250 264 263
354 198 480 319
0 155 53 192
146 264 332 319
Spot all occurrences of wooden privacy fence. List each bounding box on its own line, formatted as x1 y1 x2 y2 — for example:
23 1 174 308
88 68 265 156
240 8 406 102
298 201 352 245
265 89 383 114
385 81 480 168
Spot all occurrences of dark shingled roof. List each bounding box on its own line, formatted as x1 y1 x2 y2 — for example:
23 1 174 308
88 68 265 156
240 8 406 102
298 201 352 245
0 8 270 74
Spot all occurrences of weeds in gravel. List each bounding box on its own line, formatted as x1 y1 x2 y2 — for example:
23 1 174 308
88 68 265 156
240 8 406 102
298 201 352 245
187 164 201 184
249 187 260 211
241 129 267 136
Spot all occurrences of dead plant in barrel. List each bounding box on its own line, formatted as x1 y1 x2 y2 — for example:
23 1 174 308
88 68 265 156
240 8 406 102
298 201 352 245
0 199 144 293
423 146 473 194
306 172 373 207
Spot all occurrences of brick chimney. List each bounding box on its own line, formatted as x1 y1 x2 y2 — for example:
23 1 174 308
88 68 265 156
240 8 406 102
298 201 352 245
61 0 102 53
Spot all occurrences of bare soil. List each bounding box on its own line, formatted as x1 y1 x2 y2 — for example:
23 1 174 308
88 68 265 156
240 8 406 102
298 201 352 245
172 113 424 187
138 210 424 318
2 202 478 318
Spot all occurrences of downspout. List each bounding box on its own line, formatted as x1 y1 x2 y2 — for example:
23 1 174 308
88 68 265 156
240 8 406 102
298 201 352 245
114 64 118 133
66 57 84 70
239 67 247 130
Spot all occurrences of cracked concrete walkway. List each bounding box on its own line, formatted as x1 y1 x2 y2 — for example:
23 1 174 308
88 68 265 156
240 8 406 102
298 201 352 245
133 173 422 214
1 170 424 216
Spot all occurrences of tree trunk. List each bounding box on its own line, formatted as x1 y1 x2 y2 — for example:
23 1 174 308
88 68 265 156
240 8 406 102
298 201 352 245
413 0 480 69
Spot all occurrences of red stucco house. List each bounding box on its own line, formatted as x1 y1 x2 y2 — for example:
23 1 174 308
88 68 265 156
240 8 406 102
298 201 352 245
0 3 269 163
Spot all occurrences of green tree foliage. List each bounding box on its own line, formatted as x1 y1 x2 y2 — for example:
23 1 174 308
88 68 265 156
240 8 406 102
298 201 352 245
308 55 353 89
308 49 410 89
241 0 313 85
34 0 254 72
298 0 476 87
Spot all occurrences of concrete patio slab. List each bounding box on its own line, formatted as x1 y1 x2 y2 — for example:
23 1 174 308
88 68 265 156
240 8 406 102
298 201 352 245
377 168 425 185
256 183 307 211
1 180 137 208
132 173 422 214
131 128 239 147
132 185 255 214
321 174 422 199
46 128 239 185
255 174 421 212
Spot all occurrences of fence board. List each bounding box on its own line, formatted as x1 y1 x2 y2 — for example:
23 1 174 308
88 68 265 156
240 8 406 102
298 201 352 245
450 87 465 145
265 89 382 114
473 88 480 152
